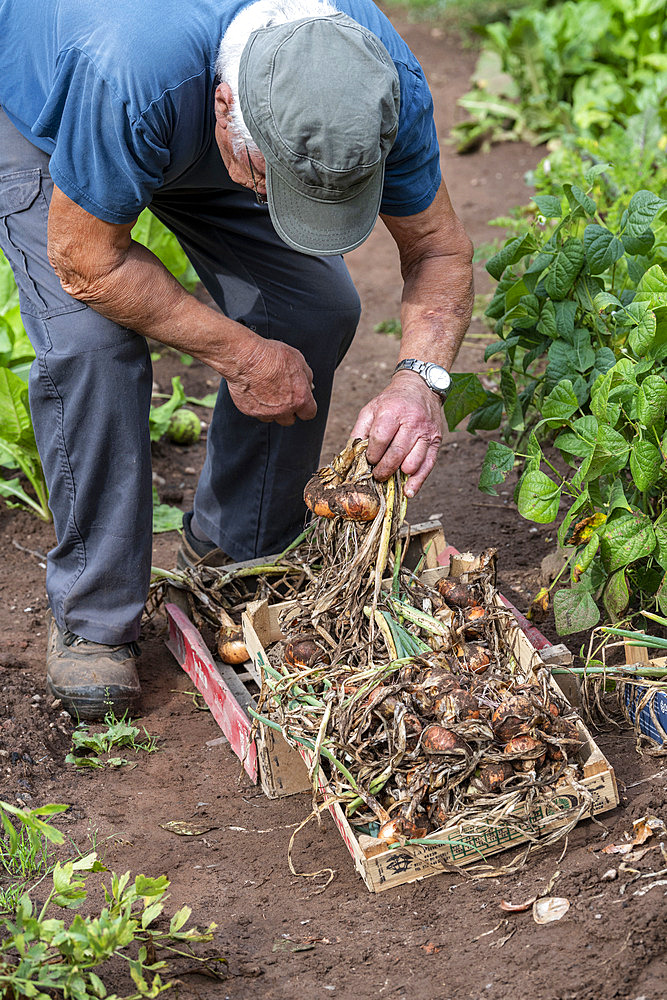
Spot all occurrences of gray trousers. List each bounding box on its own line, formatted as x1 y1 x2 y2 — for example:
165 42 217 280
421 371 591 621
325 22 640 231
0 110 360 643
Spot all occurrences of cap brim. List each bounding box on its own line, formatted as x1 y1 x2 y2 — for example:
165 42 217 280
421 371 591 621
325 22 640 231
265 163 384 257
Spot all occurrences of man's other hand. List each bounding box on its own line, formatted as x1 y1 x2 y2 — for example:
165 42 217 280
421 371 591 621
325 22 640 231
226 338 317 426
351 370 443 497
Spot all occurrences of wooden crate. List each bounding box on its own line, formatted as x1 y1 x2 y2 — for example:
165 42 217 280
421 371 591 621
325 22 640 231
165 521 448 799
240 556 619 892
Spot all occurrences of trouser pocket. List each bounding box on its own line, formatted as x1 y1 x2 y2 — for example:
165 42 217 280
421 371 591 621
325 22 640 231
0 167 86 319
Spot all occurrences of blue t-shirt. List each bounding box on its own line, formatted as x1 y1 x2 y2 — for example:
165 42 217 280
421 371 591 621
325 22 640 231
0 0 441 224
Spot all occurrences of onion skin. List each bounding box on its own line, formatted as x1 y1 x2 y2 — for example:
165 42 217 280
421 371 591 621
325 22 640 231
463 643 491 675
492 695 534 743
436 579 479 609
504 734 546 771
435 688 481 723
378 816 429 842
479 761 514 793
303 477 380 522
217 628 248 665
284 638 330 669
422 725 469 755
500 897 537 913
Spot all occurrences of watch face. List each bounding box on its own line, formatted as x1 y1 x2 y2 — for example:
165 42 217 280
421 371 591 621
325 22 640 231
426 365 452 393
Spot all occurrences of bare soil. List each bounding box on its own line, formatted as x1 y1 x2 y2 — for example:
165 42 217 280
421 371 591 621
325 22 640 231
0 12 665 1000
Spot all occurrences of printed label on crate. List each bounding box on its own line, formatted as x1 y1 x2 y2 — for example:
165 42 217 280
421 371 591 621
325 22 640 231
369 794 578 883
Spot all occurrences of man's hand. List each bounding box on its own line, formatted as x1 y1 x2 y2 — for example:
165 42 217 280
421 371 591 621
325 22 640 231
352 370 443 497
226 338 317 425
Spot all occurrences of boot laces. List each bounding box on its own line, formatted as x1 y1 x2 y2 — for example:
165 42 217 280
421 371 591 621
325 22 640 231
63 629 140 656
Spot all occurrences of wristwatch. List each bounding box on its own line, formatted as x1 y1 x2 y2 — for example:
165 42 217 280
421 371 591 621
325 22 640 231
393 359 453 401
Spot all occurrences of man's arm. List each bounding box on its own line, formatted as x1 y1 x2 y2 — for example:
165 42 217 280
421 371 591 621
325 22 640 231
352 181 474 497
47 186 317 427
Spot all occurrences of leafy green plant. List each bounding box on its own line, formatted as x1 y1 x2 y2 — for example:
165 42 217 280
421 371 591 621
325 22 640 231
452 0 667 151
445 172 667 634
66 714 159 769
0 366 51 521
0 801 217 999
149 377 187 442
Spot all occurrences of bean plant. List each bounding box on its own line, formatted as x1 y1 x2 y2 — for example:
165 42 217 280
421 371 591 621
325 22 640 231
444 170 667 634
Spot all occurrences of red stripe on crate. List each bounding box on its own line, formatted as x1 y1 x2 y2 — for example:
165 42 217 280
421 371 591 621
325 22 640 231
165 603 258 782
437 546 551 651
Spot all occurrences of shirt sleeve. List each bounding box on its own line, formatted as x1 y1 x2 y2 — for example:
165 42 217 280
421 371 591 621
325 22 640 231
34 48 169 223
380 63 441 218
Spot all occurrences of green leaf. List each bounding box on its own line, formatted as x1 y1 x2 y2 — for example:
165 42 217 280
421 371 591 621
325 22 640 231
629 439 662 491
169 905 192 934
532 195 563 218
517 469 561 523
152 492 183 535
500 367 523 431
545 238 585 300
546 340 579 387
626 302 657 356
442 373 488 431
186 392 218 409
657 574 667 618
542 380 579 425
564 184 596 218
135 874 170 899
505 293 540 331
0 476 45 518
603 569 630 619
636 375 667 427
583 225 624 275
584 162 611 185
578 424 628 481
149 376 187 442
594 291 622 312
478 442 515 496
0 367 36 448
554 416 597 461
484 336 520 361
466 394 504 433
553 587 600 635
486 233 538 281
555 300 577 340
652 511 667 572
141 900 164 929
607 478 631 514
537 299 557 339
634 265 667 307
622 230 655 256
624 190 667 238
571 329 596 372
600 511 656 573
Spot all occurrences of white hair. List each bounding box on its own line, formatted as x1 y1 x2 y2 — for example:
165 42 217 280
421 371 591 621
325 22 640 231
217 0 339 152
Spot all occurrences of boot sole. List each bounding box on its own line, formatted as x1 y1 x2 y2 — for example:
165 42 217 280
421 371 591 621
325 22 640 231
47 680 140 722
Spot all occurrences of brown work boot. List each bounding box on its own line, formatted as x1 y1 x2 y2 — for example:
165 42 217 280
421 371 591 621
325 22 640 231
46 613 141 721
176 511 231 570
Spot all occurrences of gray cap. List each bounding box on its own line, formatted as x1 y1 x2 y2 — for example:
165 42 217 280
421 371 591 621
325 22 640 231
238 13 400 256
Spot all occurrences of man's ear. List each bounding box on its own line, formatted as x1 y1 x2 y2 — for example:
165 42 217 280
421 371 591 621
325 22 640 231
214 83 234 127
